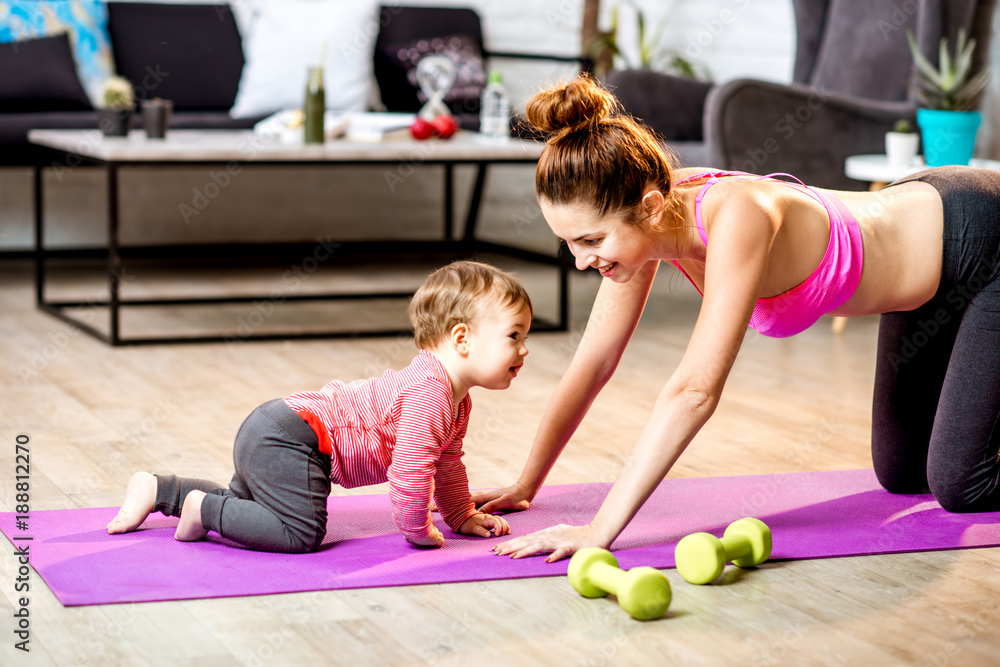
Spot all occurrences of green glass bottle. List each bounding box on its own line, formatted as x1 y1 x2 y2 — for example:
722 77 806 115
304 66 325 144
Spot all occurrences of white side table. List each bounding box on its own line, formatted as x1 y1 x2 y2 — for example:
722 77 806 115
845 154 1000 190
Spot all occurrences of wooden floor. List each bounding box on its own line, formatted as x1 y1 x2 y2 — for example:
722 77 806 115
2 257 999 667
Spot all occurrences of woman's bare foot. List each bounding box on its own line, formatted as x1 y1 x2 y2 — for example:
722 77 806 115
106 472 157 534
174 490 208 541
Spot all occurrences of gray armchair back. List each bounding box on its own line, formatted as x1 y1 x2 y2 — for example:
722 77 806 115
797 0 925 101
609 0 995 189
794 0 989 101
704 0 995 188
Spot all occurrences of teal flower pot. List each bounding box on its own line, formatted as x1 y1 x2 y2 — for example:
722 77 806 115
916 109 981 166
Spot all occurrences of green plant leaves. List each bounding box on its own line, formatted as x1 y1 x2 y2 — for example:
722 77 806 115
906 28 992 111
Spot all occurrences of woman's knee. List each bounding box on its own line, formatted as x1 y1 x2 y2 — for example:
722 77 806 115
873 457 930 495
930 485 977 513
928 471 998 513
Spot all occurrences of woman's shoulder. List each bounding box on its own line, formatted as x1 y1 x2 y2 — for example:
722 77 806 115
671 168 780 226
673 168 768 195
699 174 772 206
673 167 706 180
696 177 783 240
672 166 720 185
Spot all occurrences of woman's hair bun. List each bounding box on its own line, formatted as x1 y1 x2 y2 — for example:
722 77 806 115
526 74 616 135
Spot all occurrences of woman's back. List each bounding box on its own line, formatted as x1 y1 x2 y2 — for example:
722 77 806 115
817 180 943 315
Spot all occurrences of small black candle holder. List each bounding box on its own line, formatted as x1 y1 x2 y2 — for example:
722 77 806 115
142 98 173 139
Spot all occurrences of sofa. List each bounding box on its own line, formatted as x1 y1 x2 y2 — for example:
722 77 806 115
0 3 263 166
1 3 581 167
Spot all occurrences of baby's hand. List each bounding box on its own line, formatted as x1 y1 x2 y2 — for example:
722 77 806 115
409 525 445 548
460 512 511 538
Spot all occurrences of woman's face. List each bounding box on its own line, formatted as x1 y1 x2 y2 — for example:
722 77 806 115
540 199 655 283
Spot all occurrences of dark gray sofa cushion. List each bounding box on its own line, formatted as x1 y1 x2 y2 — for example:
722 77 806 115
374 6 487 130
106 2 244 111
1 3 253 165
0 34 92 112
605 70 712 143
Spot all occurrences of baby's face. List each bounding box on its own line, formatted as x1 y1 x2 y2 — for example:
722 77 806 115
466 299 531 390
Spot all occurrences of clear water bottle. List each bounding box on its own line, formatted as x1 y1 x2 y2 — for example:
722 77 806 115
479 70 510 141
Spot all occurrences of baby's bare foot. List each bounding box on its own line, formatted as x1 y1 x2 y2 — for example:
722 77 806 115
107 472 157 534
174 490 208 541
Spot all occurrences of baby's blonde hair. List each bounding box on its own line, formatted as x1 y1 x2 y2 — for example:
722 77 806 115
409 261 533 349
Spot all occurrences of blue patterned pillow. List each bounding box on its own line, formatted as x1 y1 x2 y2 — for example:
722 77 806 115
0 0 114 107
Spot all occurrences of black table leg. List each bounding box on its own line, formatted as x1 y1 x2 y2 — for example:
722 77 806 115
559 243 570 330
444 163 454 240
33 156 44 306
107 163 121 345
463 162 488 243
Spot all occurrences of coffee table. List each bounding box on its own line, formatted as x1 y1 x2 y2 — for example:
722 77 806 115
29 129 567 345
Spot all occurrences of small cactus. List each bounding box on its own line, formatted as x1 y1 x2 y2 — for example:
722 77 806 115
892 119 913 133
101 76 134 110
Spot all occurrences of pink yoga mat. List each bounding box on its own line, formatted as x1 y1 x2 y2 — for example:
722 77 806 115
2 469 999 606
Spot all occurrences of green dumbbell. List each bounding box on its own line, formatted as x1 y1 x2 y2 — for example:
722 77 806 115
568 548 672 620
674 517 772 585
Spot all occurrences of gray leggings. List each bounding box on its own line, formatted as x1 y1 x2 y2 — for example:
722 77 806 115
153 399 332 553
872 166 1000 512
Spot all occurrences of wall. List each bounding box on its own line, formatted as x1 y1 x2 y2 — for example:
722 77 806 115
606 0 794 84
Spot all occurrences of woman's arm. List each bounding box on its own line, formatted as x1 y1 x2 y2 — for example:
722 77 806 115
495 185 779 560
473 259 661 514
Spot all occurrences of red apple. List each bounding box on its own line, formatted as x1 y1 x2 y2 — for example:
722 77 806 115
410 118 434 140
430 114 458 139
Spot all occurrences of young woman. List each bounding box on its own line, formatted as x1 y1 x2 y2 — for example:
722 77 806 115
482 74 1000 562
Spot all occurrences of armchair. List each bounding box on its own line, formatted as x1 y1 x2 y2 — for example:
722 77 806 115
606 0 996 189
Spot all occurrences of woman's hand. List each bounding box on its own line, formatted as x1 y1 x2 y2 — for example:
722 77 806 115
459 512 511 538
471 483 533 514
491 523 606 563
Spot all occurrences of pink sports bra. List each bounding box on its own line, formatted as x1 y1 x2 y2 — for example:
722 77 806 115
671 171 864 338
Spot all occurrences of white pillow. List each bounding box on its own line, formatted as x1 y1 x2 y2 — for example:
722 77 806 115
229 0 379 119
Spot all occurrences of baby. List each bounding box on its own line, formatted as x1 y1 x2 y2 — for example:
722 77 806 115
107 260 531 552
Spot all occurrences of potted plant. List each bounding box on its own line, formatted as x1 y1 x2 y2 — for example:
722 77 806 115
906 28 991 166
590 0 712 82
98 76 135 137
885 119 919 167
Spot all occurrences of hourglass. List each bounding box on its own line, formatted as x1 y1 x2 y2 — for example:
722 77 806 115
415 55 456 120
